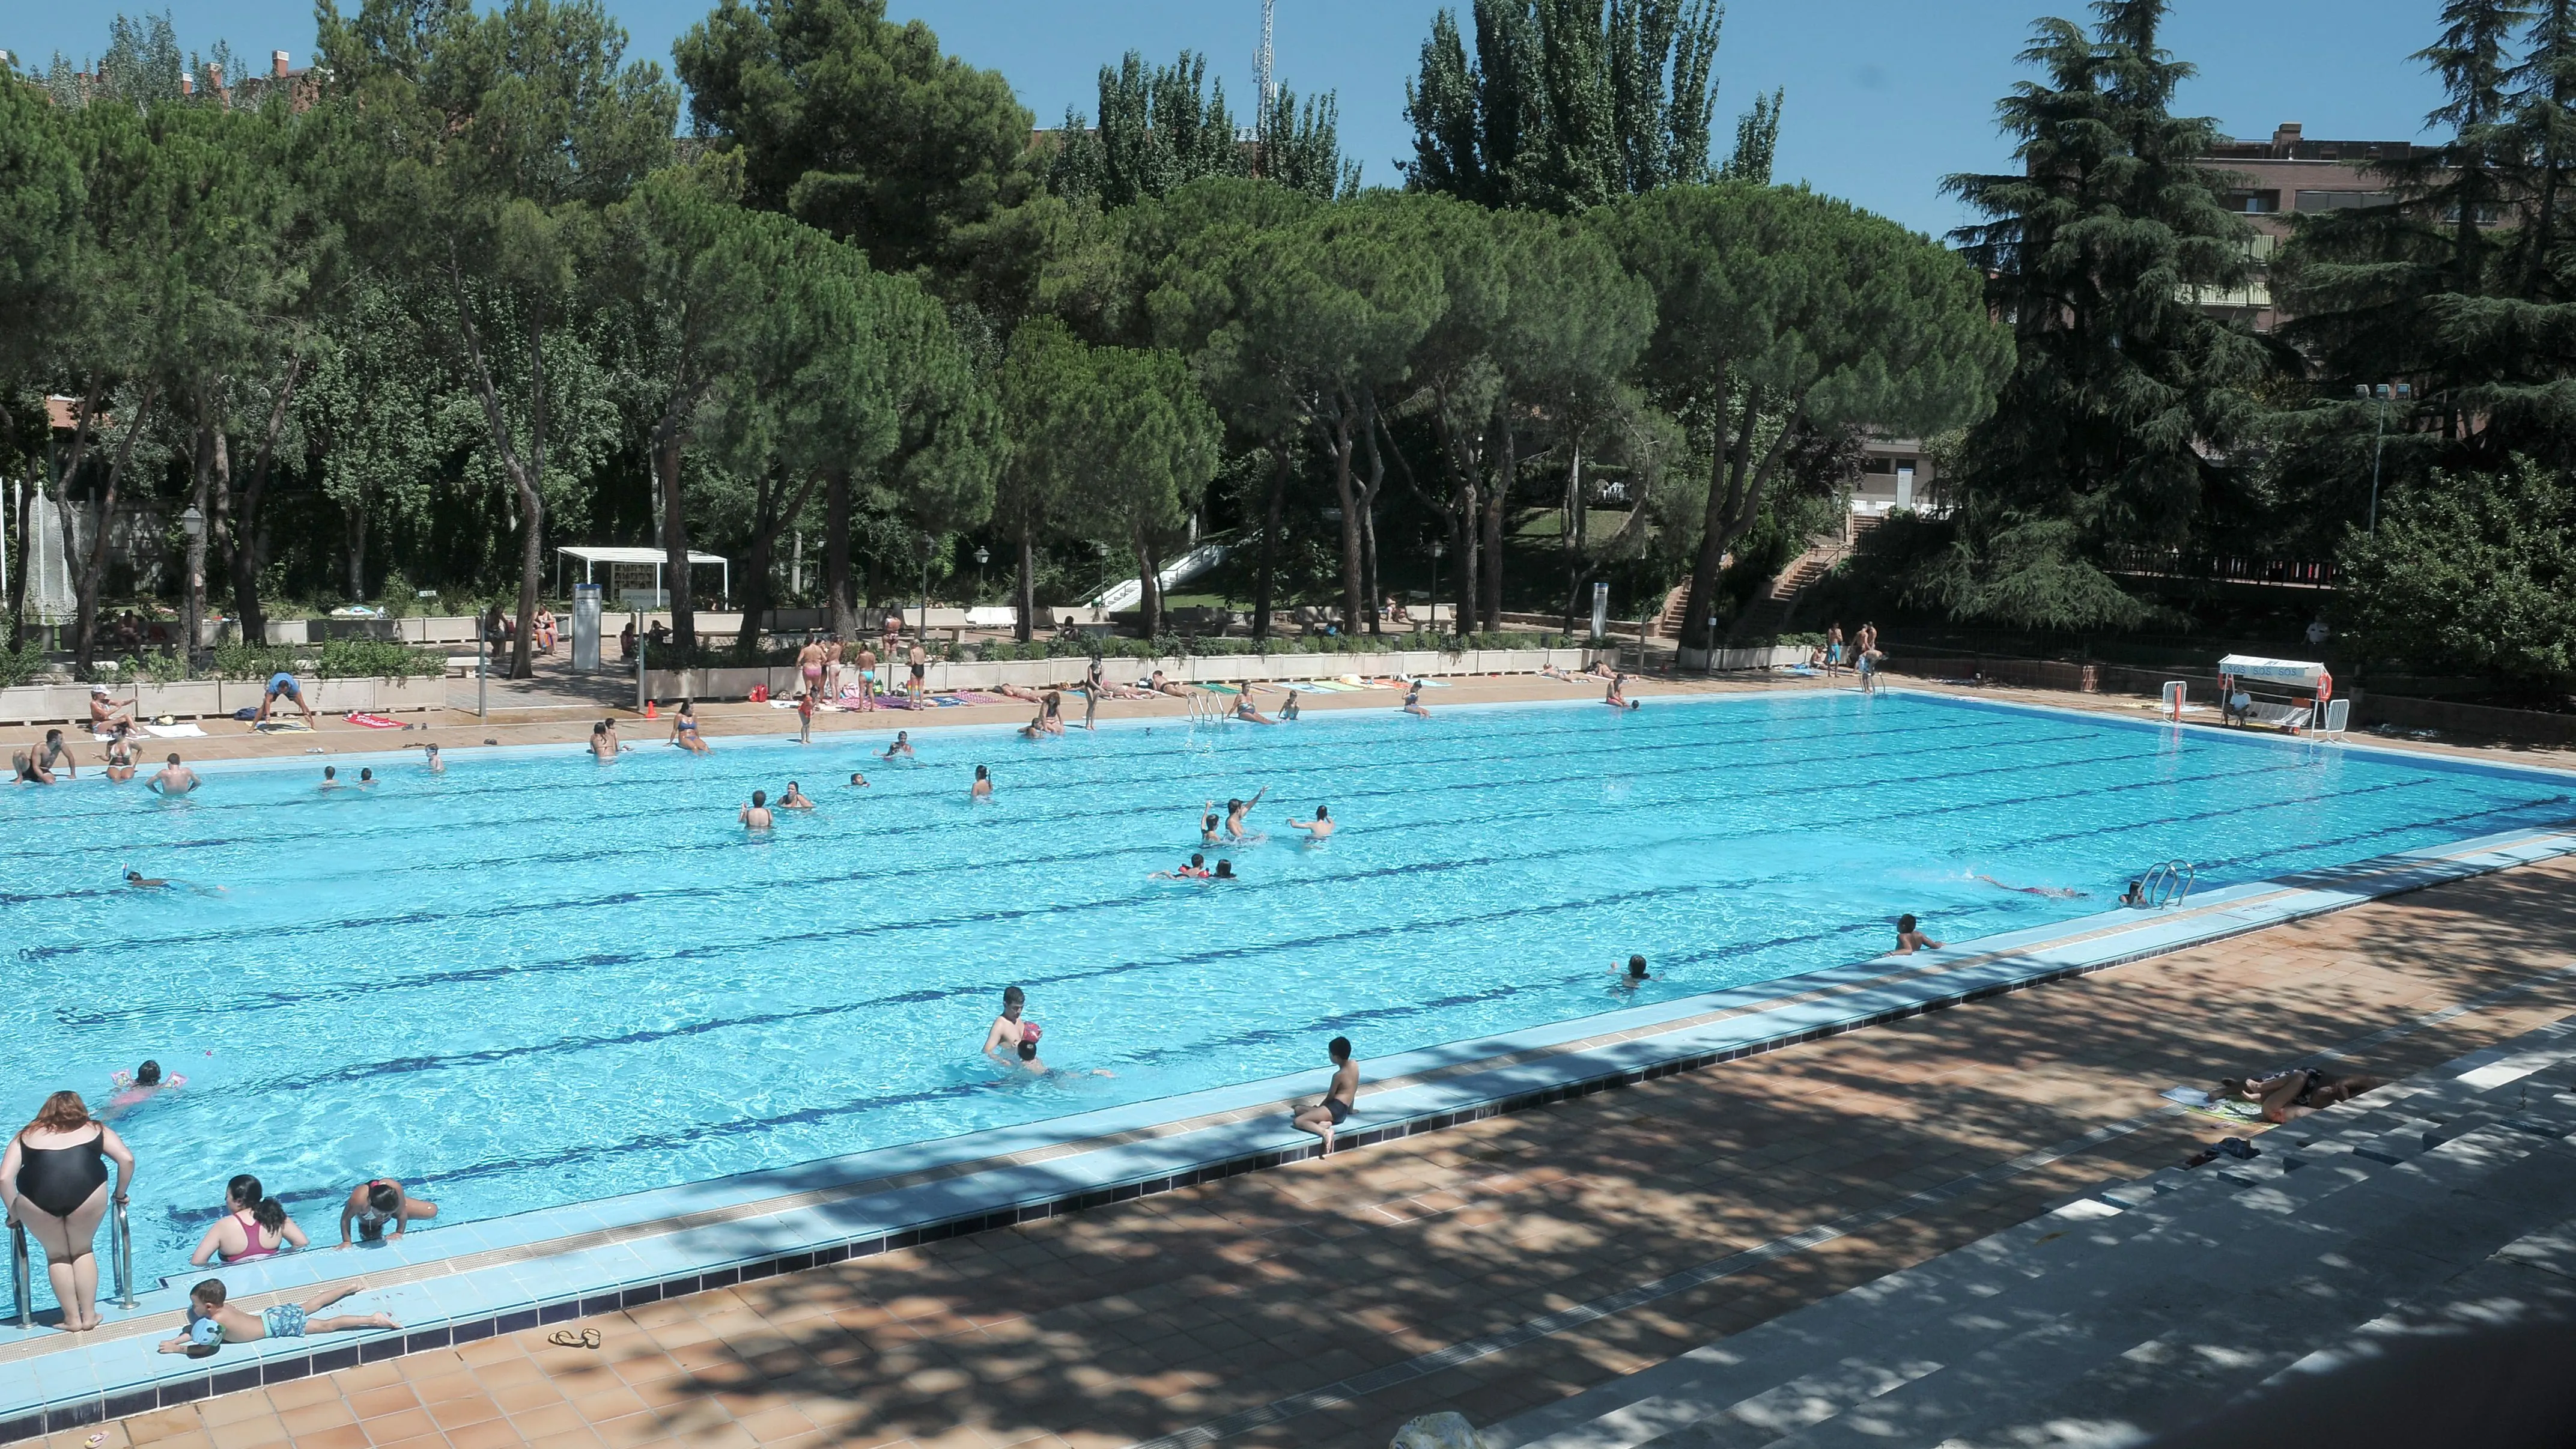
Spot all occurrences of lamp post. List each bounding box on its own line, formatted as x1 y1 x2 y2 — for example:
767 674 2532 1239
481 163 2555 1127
973 545 988 603
919 531 934 643
177 505 205 678
2357 381 2412 534
1429 537 1445 641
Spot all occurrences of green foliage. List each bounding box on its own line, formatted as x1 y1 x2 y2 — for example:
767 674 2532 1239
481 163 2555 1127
673 0 1032 278
1049 52 1245 210
0 643 49 687
1403 0 1756 211
1933 0 2265 627
976 631 1571 662
2338 457 2576 693
209 640 447 679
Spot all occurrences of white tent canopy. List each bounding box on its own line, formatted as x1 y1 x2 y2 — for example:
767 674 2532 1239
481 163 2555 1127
2218 655 2330 689
556 545 729 606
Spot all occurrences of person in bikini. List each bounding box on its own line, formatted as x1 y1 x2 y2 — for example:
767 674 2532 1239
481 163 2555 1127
1291 1037 1360 1155
670 702 709 753
1400 681 1430 718
1234 683 1280 724
591 721 620 761
336 1178 438 1246
159 1278 395 1355
2216 1068 2387 1124
778 781 815 810
882 731 914 759
797 639 827 700
971 764 994 799
1145 670 1189 698
100 721 139 782
189 1174 305 1266
854 645 878 709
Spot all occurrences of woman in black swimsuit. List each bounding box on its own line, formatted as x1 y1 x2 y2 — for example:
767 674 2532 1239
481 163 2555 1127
0 1092 137 1331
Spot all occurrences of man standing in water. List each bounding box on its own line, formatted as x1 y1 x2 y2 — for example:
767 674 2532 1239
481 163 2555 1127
1289 805 1334 840
1292 1037 1359 1155
983 986 1043 1072
740 789 774 831
148 753 199 795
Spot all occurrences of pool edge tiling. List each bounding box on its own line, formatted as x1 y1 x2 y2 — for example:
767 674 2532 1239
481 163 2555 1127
4 801 2574 1444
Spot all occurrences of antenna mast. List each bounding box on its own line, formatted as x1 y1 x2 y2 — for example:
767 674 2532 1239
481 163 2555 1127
1256 0 1276 142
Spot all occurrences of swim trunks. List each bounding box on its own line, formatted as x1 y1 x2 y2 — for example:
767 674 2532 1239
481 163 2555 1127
1322 1096 1350 1125
261 1304 309 1339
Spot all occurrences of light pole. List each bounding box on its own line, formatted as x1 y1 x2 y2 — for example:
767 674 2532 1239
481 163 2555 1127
177 505 205 678
973 545 989 603
1429 538 1444 641
919 531 934 644
2357 381 2412 534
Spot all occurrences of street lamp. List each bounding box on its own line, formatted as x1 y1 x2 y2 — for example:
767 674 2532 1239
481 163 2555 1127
178 505 205 678
2356 381 2413 534
919 531 935 643
973 545 989 603
1429 537 1445 641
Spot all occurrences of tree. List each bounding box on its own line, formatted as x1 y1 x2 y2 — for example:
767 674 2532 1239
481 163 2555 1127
2337 457 2576 694
319 0 676 678
1937 0 2264 630
0 67 85 648
1403 0 1758 211
1048 52 1245 210
1062 345 1224 640
993 318 1088 640
1602 183 2010 658
673 0 1032 279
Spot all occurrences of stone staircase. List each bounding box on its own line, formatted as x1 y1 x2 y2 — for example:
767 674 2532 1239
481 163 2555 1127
1481 1016 2576 1449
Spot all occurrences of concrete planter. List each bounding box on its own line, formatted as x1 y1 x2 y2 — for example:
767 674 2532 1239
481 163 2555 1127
1675 644 1810 672
643 647 1598 703
0 673 446 726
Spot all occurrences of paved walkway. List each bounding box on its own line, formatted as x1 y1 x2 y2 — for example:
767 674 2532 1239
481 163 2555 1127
44 843 2576 1449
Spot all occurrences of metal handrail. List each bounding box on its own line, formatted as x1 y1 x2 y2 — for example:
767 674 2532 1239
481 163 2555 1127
9 1219 30 1328
111 1197 136 1310
2139 859 2198 910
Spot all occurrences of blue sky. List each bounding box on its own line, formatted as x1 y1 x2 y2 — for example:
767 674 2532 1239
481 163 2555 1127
6 1 2449 237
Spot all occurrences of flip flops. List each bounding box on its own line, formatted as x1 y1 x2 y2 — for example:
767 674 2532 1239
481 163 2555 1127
547 1328 603 1349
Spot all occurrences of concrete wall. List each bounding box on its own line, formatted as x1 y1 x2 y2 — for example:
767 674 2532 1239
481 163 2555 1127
644 646 1601 703
0 674 445 727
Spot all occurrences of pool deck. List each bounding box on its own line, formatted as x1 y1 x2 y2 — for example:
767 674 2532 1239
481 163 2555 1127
8 673 2576 1449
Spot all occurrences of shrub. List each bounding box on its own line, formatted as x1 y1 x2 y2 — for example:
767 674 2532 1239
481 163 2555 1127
210 640 447 679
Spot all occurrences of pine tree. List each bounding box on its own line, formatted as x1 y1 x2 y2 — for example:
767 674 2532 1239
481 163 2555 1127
1936 0 2268 630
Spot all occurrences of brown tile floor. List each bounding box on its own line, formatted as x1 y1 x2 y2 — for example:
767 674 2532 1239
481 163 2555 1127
44 846 2576 1449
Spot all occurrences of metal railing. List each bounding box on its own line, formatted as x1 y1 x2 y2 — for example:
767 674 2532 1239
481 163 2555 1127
10 1219 30 1328
111 1197 137 1310
2139 859 2198 910
1184 690 1227 727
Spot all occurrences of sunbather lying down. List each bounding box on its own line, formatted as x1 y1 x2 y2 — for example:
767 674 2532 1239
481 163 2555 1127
2217 1067 2387 1123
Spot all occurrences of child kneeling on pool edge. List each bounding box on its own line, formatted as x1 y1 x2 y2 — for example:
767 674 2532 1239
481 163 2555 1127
159 1278 398 1356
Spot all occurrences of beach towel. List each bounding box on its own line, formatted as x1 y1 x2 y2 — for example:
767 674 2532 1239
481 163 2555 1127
1197 682 1241 694
931 694 973 706
2161 1086 2268 1124
345 713 406 729
874 696 923 710
144 723 207 739
253 720 314 734
951 691 1010 704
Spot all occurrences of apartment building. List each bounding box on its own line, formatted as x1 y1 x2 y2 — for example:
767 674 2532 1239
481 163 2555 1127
2194 123 2418 332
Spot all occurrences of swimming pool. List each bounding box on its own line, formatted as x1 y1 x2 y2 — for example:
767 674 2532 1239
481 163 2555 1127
4 690 2571 1290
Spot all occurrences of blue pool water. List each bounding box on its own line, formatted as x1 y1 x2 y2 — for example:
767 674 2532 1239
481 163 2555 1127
3 690 2571 1287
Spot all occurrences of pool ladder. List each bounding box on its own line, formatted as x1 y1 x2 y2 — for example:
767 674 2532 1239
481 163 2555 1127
8 1198 136 1328
1184 690 1227 726
2139 859 2197 910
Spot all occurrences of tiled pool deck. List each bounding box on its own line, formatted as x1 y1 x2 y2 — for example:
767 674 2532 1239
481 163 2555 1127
8 677 2576 1449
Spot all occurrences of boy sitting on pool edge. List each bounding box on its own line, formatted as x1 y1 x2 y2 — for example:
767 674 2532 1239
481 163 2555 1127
158 1278 397 1355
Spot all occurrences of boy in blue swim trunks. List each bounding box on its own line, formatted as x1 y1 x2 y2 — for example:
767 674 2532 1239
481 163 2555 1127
254 672 318 727
158 1278 397 1356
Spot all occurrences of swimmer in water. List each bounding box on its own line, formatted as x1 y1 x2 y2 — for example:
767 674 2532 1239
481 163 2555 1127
591 721 619 760
124 870 171 889
971 764 993 799
1891 914 1943 955
983 986 1043 1072
1289 804 1334 841
148 753 198 795
881 731 914 759
1213 860 1237 879
357 768 375 788
318 767 342 791
103 1060 181 1118
778 781 815 810
1016 709 1048 741
1400 681 1430 718
1153 852 1213 881
1973 874 2084 899
1612 954 1652 989
740 789 774 831
1226 787 1268 842
847 771 869 788
101 721 138 782
1200 804 1223 846
2120 880 2148 907
420 743 444 773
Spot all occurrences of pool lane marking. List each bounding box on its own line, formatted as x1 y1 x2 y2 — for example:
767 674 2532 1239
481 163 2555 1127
1113 962 2576 1449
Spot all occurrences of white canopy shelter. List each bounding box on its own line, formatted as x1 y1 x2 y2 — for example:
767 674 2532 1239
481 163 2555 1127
556 545 729 607
2217 655 2331 691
